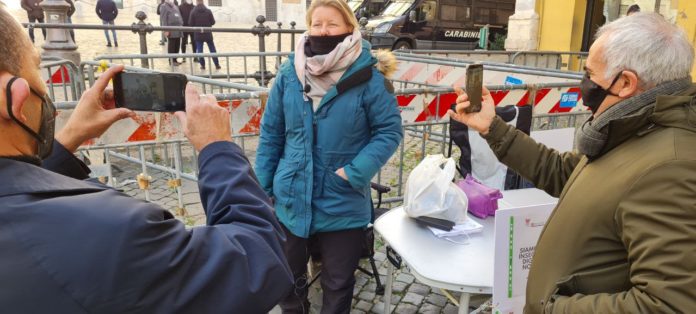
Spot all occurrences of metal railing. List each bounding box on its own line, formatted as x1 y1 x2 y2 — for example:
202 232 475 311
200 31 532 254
24 14 304 71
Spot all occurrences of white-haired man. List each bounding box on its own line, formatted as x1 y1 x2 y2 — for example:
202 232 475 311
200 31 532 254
450 13 696 313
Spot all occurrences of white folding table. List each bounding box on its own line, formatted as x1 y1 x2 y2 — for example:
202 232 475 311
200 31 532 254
374 188 557 314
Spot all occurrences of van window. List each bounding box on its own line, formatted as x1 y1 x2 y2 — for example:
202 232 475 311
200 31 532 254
383 0 415 17
347 0 363 12
414 0 437 22
475 7 491 24
441 4 470 21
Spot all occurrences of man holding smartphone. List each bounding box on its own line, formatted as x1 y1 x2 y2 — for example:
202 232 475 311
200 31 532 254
450 13 696 313
0 6 292 313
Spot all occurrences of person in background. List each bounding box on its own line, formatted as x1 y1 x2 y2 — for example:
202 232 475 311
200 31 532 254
179 0 195 61
21 0 45 43
626 4 641 16
450 13 696 313
157 0 166 45
95 0 118 47
255 0 403 312
0 4 293 312
161 0 184 65
65 0 75 42
188 0 220 70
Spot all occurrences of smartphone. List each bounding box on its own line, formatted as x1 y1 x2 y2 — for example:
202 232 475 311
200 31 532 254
113 72 187 112
464 64 483 114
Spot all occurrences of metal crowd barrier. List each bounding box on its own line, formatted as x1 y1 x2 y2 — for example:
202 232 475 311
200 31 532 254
46 56 591 214
399 50 588 72
93 52 292 87
41 57 84 103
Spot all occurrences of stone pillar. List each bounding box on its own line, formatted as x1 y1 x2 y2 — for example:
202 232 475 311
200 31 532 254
504 0 539 51
40 0 80 65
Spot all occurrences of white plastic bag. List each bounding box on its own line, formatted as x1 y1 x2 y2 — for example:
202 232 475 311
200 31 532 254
404 154 469 224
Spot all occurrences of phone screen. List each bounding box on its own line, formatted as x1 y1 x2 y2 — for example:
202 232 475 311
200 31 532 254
464 64 483 114
114 72 187 112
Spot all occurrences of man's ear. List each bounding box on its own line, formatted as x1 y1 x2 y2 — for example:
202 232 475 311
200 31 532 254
0 73 30 122
617 70 640 98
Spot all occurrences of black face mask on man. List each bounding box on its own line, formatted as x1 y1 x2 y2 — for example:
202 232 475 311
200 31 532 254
306 32 352 56
580 72 622 114
5 77 56 159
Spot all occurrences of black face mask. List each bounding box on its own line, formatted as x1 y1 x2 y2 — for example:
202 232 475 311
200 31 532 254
580 72 621 114
5 77 56 159
306 32 352 56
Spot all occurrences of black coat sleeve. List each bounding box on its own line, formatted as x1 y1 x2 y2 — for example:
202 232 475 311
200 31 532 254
31 141 293 313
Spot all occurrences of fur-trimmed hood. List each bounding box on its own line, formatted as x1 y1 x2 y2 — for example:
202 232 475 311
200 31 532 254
373 49 398 79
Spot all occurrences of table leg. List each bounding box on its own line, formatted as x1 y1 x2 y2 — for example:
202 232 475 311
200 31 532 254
384 261 394 314
458 292 470 314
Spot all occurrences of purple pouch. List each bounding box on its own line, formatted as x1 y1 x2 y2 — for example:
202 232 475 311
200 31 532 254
456 174 503 218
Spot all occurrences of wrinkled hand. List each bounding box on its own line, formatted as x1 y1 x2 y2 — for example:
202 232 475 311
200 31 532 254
56 65 136 152
174 83 231 152
335 167 348 181
447 85 496 135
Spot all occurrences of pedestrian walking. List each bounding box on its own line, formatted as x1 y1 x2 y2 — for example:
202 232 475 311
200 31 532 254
179 0 195 60
21 0 45 43
95 0 118 47
161 0 184 65
188 0 220 70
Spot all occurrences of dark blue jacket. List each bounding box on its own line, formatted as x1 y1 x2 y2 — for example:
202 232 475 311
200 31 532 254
188 4 215 42
95 0 118 21
0 141 293 313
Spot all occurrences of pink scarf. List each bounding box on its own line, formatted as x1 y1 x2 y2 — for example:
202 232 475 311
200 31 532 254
294 29 363 106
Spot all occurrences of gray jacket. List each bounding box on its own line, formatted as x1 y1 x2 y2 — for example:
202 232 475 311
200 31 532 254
161 2 184 38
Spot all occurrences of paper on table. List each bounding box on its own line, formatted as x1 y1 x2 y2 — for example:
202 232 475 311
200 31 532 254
428 218 484 238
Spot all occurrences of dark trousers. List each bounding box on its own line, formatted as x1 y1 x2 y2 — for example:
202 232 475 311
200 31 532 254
168 37 181 63
279 224 364 314
181 32 195 53
195 39 220 68
28 16 46 43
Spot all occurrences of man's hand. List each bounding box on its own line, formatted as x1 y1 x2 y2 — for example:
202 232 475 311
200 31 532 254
448 86 496 135
56 65 136 152
174 83 231 152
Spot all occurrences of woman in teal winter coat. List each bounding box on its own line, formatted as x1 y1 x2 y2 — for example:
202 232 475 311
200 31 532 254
255 0 403 312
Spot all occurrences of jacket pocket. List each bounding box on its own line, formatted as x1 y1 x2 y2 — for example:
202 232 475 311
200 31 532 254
554 262 631 297
273 158 299 208
325 169 360 194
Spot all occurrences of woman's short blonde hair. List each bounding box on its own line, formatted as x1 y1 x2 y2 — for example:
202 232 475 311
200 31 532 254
306 0 360 32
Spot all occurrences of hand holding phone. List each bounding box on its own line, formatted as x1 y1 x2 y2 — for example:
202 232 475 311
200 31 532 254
113 72 187 112
448 64 496 135
464 64 483 114
55 65 136 152
174 84 231 152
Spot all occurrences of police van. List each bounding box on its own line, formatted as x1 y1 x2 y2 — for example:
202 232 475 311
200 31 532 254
348 0 388 19
363 0 515 50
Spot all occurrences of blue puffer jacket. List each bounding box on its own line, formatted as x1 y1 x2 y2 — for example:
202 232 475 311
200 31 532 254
256 41 403 238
